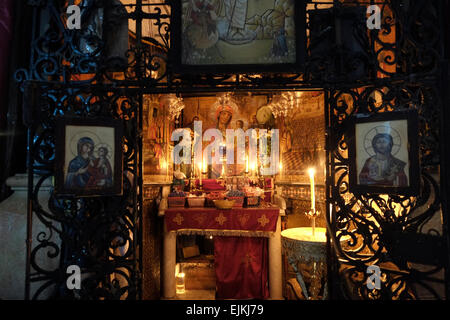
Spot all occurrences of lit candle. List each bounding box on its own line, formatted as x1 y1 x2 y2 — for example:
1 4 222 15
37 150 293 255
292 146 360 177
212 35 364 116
202 156 206 173
308 167 316 238
308 168 315 212
198 161 202 186
279 161 283 177
165 158 169 180
245 155 249 173
176 272 185 294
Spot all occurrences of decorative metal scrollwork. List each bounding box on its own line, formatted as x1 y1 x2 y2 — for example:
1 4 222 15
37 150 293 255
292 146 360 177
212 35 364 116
327 80 446 299
16 0 449 300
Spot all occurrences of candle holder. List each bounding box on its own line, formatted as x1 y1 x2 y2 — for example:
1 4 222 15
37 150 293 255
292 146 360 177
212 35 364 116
305 208 320 237
305 208 320 219
189 178 196 193
281 227 328 300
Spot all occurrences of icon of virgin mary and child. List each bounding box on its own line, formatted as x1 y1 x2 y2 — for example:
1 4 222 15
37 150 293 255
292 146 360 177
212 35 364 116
65 137 113 189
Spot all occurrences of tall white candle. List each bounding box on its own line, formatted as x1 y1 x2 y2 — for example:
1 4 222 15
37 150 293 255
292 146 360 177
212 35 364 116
308 168 316 238
202 156 206 174
308 168 315 212
245 155 249 173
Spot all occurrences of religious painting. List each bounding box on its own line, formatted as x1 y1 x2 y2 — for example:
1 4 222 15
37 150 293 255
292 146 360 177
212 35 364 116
277 91 325 184
143 95 173 183
181 94 271 179
171 0 305 73
55 118 123 196
348 110 419 195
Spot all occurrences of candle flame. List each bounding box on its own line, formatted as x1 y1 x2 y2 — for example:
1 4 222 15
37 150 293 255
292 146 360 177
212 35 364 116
308 167 316 176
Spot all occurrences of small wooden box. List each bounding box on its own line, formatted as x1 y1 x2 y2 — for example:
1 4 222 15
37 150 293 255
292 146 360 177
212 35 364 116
226 196 244 207
187 197 205 207
168 197 186 207
182 245 200 259
245 196 260 207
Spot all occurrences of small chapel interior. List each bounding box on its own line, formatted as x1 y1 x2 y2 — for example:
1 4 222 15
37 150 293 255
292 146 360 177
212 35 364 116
1 0 448 303
141 90 328 300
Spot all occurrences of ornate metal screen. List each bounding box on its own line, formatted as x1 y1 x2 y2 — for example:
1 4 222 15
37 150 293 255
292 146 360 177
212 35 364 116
15 0 449 299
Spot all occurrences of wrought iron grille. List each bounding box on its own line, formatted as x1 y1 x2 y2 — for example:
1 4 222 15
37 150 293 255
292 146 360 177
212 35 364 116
15 0 449 300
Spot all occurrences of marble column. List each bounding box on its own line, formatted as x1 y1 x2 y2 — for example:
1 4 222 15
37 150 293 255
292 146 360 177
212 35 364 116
268 214 283 299
158 184 177 298
162 227 176 299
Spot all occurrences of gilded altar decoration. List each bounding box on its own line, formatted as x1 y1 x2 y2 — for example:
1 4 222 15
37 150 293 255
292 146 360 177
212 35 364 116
194 214 207 224
173 213 185 226
143 95 173 183
257 214 269 227
238 213 250 227
215 212 228 225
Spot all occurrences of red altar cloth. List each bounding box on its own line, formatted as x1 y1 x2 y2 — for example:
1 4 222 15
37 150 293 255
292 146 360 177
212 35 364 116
214 236 269 300
164 206 279 299
164 206 279 236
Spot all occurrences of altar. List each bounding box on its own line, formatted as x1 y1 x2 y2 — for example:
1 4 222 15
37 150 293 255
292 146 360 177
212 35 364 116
151 91 323 300
161 205 283 299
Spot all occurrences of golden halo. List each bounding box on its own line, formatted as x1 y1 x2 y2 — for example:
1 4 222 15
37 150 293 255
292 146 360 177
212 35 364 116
210 98 240 123
363 125 402 157
94 143 113 160
69 130 101 157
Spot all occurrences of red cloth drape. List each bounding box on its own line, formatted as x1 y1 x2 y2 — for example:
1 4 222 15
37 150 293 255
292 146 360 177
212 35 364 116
214 236 269 300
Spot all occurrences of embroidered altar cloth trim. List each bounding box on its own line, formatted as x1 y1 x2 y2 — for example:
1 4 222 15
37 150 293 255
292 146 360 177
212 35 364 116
165 207 279 236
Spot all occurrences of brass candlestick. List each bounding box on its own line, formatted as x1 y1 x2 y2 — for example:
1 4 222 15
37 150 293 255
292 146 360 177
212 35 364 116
306 208 320 238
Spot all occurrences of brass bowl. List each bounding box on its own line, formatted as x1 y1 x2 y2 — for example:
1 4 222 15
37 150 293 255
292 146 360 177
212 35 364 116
213 199 235 210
